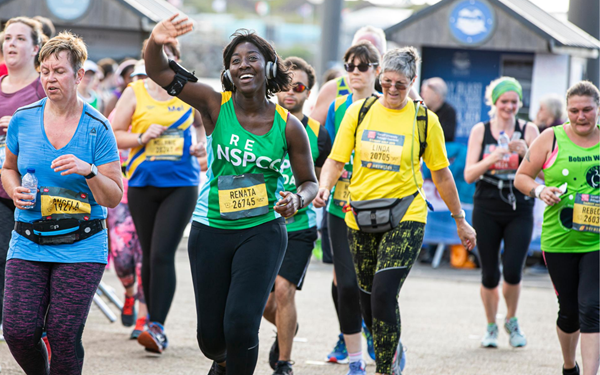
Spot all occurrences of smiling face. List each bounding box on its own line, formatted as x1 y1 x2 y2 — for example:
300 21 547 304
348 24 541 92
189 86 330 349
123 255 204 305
567 95 599 137
494 91 520 120
228 42 268 93
380 70 414 110
276 69 310 115
2 22 39 70
40 50 83 104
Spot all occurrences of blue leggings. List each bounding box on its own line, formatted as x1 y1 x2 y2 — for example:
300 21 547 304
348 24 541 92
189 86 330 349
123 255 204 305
3 259 104 375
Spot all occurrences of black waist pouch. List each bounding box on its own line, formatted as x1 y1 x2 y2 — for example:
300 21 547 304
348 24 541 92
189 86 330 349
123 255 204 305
349 192 417 233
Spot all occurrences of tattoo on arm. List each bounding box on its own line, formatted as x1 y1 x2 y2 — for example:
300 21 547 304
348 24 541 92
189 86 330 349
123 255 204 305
529 188 536 198
525 149 531 162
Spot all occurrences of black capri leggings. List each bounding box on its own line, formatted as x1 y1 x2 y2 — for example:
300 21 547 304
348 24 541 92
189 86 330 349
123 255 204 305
188 219 287 375
348 221 424 375
328 213 362 335
472 201 533 288
128 185 197 325
544 250 599 334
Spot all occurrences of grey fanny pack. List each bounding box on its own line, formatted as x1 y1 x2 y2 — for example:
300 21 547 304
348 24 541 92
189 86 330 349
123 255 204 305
349 192 417 233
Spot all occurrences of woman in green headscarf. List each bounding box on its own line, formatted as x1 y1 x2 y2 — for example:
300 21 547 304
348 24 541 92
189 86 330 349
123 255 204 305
464 77 540 349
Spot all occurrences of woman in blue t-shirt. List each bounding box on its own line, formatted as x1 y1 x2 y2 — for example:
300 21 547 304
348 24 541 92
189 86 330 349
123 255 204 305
1 32 121 374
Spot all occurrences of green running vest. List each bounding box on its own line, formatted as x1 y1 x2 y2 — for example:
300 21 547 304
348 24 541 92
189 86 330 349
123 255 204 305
192 92 288 229
542 124 600 253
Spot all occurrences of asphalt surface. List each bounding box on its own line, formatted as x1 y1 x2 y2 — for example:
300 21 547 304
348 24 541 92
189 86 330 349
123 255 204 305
0 239 571 375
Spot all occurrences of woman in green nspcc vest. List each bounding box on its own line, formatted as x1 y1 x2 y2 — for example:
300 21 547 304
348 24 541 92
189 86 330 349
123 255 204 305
515 81 599 375
144 15 318 375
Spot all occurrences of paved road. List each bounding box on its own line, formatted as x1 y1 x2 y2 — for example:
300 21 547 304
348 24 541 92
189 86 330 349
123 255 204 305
0 240 570 375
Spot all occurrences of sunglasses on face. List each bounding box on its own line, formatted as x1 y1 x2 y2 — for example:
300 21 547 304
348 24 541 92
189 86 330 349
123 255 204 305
344 62 378 73
380 79 410 91
291 82 308 93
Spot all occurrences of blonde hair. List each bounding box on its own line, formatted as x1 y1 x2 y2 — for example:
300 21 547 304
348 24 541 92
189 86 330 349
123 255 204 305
38 31 87 74
484 76 523 117
3 17 45 68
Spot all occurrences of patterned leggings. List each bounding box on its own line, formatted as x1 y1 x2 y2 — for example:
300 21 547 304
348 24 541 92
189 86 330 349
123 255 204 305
348 221 424 374
108 202 144 303
3 259 105 375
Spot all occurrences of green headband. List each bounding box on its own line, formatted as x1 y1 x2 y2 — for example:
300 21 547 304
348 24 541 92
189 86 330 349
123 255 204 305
492 79 522 104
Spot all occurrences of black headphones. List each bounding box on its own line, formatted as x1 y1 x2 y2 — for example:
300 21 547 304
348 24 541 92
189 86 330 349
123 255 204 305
223 56 277 85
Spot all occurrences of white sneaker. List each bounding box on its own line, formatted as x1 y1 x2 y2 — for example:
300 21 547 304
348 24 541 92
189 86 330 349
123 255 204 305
481 323 498 348
504 317 527 348
0 323 4 342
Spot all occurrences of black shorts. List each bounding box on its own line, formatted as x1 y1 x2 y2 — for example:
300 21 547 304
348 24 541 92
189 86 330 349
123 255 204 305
277 227 318 290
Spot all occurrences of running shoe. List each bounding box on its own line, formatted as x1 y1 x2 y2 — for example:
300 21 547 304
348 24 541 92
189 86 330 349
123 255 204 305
0 323 4 342
563 362 580 375
269 323 299 369
137 322 168 354
391 339 406 375
481 323 498 348
362 321 375 361
273 360 294 375
346 359 366 375
130 316 147 340
207 361 226 375
121 295 136 327
326 333 348 363
504 317 527 348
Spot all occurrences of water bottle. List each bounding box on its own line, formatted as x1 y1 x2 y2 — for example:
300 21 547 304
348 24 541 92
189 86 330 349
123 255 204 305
498 131 510 161
22 168 38 209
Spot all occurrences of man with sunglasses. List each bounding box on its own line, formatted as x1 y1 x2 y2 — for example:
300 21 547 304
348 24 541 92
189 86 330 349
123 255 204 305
262 56 331 375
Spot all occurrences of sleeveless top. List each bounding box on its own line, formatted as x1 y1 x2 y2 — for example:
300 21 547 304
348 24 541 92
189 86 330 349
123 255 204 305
541 124 599 253
192 92 288 229
474 119 533 207
125 80 199 188
335 76 351 97
326 94 354 219
280 115 322 232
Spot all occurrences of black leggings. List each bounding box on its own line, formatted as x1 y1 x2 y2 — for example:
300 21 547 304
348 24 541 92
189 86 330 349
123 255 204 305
472 201 533 288
348 221 424 374
188 219 287 375
127 185 197 325
0 197 15 323
328 213 362 335
544 251 599 334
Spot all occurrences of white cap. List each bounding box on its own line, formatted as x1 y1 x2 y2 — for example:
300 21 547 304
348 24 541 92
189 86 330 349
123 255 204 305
130 60 146 77
83 60 99 73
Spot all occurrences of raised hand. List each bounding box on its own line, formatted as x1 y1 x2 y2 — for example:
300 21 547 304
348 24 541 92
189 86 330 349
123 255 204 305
152 14 193 45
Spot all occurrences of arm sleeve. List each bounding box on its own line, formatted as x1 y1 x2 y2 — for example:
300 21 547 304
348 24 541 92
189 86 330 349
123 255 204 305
6 114 19 155
328 103 360 164
324 101 337 146
422 112 450 171
94 120 120 166
315 125 332 168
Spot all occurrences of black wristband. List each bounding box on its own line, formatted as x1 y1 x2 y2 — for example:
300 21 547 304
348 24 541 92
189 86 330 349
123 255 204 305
295 193 304 209
162 60 198 96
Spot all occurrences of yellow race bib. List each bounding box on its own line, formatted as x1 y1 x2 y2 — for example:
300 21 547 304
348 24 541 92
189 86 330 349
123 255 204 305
360 130 404 172
146 128 184 161
217 174 269 220
333 178 350 207
40 186 91 220
573 193 600 233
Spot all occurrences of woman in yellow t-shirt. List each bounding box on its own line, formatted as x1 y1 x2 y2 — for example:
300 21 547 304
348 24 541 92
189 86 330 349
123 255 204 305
314 47 477 375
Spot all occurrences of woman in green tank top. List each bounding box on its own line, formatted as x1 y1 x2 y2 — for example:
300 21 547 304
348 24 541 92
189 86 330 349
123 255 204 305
144 16 318 374
515 81 599 375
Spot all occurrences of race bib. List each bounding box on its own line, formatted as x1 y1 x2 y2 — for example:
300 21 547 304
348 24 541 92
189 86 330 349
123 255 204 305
217 174 269 220
483 144 519 180
146 128 184 161
333 170 351 207
572 193 599 233
360 130 404 172
40 186 91 221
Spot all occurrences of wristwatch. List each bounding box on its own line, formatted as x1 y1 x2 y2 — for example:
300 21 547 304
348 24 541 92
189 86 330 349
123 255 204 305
85 164 98 179
450 209 466 219
295 193 305 209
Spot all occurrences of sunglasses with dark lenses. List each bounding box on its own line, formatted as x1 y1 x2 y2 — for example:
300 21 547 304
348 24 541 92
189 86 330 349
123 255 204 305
380 80 410 91
344 63 378 73
292 82 308 93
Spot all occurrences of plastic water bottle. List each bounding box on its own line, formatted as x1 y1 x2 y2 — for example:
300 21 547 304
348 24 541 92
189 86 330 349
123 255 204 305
498 131 510 161
22 168 37 209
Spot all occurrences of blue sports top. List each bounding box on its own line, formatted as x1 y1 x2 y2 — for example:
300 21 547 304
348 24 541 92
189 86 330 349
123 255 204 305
6 98 120 264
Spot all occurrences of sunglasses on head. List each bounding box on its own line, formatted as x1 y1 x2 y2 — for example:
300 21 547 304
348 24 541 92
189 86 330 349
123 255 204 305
291 82 308 93
380 79 410 91
344 62 378 73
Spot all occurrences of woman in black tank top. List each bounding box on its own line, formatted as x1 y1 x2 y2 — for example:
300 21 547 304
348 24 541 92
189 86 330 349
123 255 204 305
464 77 539 349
